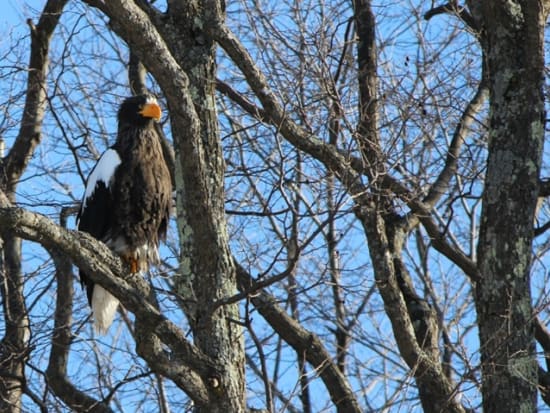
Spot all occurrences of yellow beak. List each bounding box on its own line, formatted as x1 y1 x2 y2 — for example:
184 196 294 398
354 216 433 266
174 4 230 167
139 102 162 121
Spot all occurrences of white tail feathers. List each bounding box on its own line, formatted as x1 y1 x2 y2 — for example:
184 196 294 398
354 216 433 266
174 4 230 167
91 285 120 334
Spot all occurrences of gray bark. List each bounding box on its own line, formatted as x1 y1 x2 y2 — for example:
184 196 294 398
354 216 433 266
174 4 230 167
0 201 219 405
475 2 547 412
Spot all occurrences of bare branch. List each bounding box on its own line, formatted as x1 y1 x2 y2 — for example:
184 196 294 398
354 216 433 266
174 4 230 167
217 79 266 120
423 78 488 207
424 2 480 32
46 208 113 413
0 203 216 406
3 0 68 189
236 263 362 413
212 24 367 196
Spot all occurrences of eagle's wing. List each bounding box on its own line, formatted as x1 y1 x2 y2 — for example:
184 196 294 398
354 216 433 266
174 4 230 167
77 148 121 318
77 148 121 239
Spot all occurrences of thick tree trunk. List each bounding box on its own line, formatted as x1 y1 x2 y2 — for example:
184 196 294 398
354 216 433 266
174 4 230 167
161 2 246 412
475 3 546 412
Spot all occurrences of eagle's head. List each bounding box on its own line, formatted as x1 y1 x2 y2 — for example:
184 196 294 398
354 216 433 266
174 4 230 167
118 94 162 127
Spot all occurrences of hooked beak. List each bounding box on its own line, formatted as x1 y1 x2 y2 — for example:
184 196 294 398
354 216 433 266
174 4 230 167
139 102 162 121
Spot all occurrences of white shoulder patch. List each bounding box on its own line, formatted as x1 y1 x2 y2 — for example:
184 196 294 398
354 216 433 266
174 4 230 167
82 149 121 208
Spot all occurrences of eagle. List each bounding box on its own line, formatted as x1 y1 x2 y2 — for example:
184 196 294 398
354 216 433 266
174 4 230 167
77 94 172 334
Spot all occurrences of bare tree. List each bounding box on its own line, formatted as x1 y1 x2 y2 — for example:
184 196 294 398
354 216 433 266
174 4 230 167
0 2 67 412
0 1 549 412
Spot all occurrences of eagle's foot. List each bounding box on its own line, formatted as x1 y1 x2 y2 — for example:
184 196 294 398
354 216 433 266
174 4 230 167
122 254 139 274
129 258 138 274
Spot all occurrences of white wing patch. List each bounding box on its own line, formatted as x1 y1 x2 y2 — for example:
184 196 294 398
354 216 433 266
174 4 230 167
82 149 121 209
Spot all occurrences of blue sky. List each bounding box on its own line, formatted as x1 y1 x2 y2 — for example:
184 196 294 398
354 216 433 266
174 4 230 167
4 0 32 26
7 1 550 411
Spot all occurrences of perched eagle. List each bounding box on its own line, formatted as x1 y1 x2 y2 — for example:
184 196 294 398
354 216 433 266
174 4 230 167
77 94 172 334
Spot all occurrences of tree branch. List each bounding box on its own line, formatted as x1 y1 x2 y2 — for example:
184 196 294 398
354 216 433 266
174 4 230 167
211 23 368 198
216 79 266 121
3 0 68 190
0 204 216 406
45 208 113 413
423 77 488 207
382 175 480 281
236 263 362 413
214 18 472 412
424 2 480 33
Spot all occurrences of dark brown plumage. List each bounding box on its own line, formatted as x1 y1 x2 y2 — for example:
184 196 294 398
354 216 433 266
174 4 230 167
77 94 171 333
